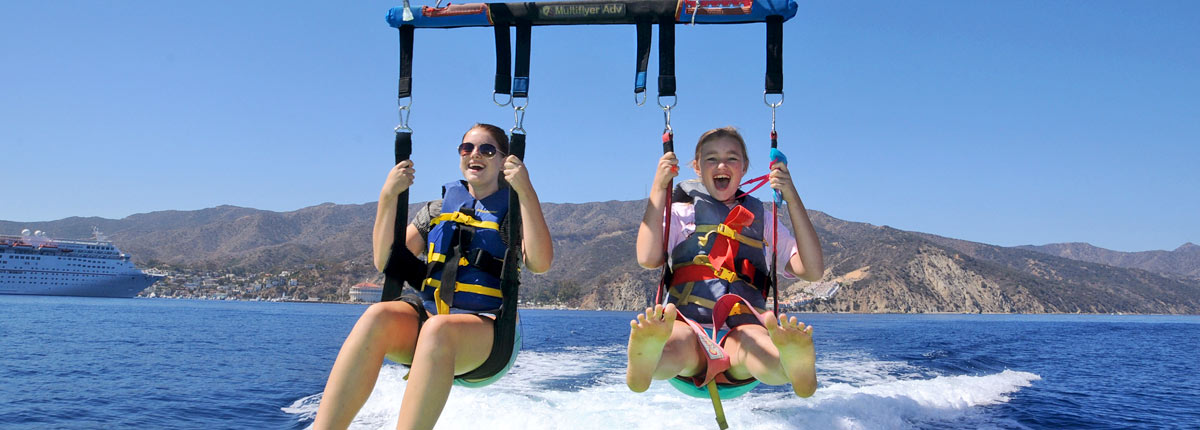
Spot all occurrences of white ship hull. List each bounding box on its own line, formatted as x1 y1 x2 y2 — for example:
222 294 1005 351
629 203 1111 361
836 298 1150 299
1 231 163 298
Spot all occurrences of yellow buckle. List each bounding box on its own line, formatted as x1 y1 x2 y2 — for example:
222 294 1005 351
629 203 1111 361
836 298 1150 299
714 267 739 283
715 223 737 239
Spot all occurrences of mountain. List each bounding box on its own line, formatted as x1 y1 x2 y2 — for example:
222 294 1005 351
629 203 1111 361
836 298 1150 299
1017 242 1200 279
5 201 1199 313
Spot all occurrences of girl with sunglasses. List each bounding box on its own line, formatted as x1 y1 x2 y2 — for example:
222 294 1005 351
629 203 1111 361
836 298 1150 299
314 123 553 430
626 126 823 401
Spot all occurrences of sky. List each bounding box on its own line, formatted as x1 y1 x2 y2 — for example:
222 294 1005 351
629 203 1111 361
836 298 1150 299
2 1 1197 252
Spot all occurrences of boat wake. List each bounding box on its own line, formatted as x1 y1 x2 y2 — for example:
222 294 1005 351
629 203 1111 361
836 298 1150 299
284 347 1039 429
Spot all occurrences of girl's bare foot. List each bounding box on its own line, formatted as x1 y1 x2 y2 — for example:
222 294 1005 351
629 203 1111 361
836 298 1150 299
764 312 818 397
626 304 678 392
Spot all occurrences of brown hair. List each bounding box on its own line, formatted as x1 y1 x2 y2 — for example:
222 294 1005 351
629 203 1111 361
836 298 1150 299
463 123 509 155
694 126 749 171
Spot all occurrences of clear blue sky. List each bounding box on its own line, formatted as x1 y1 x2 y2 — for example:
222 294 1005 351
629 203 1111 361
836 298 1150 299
2 1 1197 252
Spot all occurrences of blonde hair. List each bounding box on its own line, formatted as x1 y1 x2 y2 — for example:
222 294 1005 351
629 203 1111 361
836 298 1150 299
694 126 749 171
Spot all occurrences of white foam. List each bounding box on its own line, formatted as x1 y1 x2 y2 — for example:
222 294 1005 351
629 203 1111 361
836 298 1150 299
284 349 1040 430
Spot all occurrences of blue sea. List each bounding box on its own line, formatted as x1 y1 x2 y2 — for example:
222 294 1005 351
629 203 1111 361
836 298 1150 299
2 296 1198 429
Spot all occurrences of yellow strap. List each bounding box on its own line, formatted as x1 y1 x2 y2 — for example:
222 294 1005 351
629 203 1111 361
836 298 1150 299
694 224 765 249
672 257 740 284
427 252 469 266
667 282 767 314
430 212 500 230
423 278 503 298
433 280 450 315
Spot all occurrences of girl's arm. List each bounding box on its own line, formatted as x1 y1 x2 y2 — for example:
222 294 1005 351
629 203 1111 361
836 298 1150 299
372 161 415 272
769 161 824 282
636 152 679 269
504 155 554 274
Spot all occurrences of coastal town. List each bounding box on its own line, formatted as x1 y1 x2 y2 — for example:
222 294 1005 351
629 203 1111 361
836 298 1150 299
141 262 382 303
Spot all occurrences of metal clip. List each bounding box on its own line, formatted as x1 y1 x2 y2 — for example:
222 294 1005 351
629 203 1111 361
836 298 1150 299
764 91 784 133
658 95 676 133
395 97 413 132
511 105 527 135
401 0 415 21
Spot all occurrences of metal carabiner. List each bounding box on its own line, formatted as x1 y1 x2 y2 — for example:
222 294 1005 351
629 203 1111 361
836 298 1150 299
764 91 783 133
658 95 676 133
511 105 527 135
396 96 414 132
635 90 647 107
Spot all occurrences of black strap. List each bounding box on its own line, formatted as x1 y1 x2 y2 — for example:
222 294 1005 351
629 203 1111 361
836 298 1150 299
381 243 426 302
397 25 415 100
382 130 414 302
635 21 652 96
423 247 505 281
459 132 526 380
513 24 531 99
493 24 512 98
435 224 476 311
765 15 783 95
657 20 676 98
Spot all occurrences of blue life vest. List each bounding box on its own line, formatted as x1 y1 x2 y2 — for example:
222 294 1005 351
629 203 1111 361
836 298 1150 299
667 180 770 327
421 180 509 314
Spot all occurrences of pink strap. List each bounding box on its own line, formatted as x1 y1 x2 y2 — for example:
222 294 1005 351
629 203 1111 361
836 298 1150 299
735 173 770 199
676 312 730 387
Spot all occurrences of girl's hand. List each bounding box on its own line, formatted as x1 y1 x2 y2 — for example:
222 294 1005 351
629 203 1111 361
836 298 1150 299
381 160 415 199
653 152 680 192
504 155 533 195
769 160 800 204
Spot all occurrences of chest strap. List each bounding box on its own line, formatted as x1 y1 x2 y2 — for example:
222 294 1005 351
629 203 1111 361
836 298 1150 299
694 224 765 249
671 255 767 291
430 211 499 231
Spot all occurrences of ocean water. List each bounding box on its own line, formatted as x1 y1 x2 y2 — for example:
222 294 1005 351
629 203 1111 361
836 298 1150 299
1 296 1198 429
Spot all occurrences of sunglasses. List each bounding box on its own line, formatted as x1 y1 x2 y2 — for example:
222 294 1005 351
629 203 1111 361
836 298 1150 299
458 142 501 159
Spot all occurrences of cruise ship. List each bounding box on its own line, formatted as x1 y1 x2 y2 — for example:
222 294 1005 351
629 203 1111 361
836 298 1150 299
0 228 164 298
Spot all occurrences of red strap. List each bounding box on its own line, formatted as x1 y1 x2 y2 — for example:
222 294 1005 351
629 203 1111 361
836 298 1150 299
735 174 769 199
711 294 768 337
707 206 754 280
671 262 757 285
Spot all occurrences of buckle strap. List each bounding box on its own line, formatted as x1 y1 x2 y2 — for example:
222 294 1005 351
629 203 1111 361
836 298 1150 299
430 211 500 231
672 257 769 291
695 224 765 249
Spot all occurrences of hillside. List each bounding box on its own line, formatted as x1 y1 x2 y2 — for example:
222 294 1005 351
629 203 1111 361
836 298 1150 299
5 201 1199 313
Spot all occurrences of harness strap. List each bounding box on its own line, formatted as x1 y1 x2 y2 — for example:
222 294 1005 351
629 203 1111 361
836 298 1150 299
672 257 768 291
432 225 476 314
667 281 770 314
765 15 784 95
706 205 754 281
493 23 512 103
422 278 503 298
694 224 765 249
513 23 531 99
675 312 729 388
657 19 676 98
430 211 501 230
634 20 651 100
396 25 414 99
382 29 415 303
734 173 770 200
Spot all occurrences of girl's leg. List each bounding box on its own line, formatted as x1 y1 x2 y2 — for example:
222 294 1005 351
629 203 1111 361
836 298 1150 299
722 313 817 397
626 303 706 392
314 301 423 430
396 313 495 430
